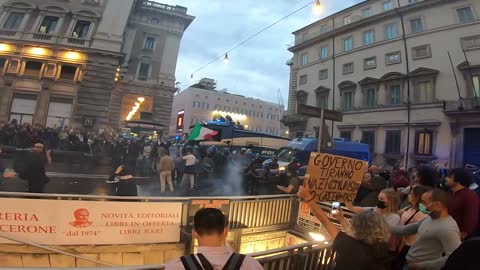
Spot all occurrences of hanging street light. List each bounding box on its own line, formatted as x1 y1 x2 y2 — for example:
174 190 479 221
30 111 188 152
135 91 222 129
223 53 229 64
313 0 323 15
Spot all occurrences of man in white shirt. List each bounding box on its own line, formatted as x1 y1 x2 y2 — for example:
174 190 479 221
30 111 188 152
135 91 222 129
165 208 263 270
180 147 197 190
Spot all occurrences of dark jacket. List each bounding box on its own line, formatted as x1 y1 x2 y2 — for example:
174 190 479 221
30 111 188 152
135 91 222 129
357 176 387 207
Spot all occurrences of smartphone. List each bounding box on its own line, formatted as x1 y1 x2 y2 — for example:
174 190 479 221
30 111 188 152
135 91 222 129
331 202 340 214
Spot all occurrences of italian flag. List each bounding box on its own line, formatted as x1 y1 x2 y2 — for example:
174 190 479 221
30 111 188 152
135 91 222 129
188 124 219 141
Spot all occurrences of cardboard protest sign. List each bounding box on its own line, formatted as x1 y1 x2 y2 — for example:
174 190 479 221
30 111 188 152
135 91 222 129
304 153 368 203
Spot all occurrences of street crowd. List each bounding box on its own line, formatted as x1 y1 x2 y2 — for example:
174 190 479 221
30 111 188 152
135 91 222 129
296 164 480 270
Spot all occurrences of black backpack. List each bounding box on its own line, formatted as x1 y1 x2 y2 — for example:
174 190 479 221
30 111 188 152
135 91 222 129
180 253 245 270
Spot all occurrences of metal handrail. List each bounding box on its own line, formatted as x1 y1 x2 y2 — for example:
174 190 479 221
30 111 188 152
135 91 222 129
0 234 114 267
2 241 331 270
0 191 294 202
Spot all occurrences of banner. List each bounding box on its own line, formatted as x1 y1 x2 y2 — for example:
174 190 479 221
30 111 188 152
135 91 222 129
305 153 368 203
0 198 182 245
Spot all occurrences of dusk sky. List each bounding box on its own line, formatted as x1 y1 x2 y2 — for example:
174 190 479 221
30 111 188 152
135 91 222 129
161 0 363 104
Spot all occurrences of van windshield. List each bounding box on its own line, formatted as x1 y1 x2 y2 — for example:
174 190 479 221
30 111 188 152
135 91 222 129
277 147 299 162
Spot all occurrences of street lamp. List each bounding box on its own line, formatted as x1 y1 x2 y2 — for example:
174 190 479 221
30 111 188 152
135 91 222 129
223 53 229 64
313 0 323 15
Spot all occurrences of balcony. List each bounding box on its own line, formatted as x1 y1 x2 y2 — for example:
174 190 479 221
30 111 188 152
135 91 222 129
0 29 18 37
443 98 480 114
140 0 188 14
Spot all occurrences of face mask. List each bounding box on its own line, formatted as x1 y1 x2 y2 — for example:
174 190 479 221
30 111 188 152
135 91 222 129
376 200 387 209
418 203 430 215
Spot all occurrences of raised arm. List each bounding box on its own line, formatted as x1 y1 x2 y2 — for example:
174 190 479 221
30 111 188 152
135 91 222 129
297 186 339 239
344 201 367 214
389 218 426 236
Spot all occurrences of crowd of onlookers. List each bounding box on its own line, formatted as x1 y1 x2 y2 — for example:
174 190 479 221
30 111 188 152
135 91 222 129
0 120 118 153
297 164 480 270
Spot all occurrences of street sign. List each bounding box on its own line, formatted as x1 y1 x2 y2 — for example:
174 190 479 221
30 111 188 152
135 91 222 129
297 104 343 122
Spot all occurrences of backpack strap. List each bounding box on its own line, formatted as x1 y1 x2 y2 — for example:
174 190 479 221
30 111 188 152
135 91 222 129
196 253 214 270
180 255 203 270
223 253 246 270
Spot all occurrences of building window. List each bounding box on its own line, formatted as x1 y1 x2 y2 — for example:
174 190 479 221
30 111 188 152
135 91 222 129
385 23 398 40
457 7 474 23
341 91 354 111
363 30 375 46
46 97 73 128
3 12 24 30
192 101 200 108
59 65 77 80
362 8 371 17
415 80 434 104
144 36 155 49
38 16 59 34
320 24 329 33
343 62 354 74
202 102 209 109
410 18 424 33
9 94 37 125
320 46 329 60
385 130 401 154
361 131 375 153
364 57 376 70
412 45 431 59
72 20 91 38
137 63 150 81
343 37 353 51
224 106 230 111
301 53 309 65
383 1 393 11
23 61 43 77
299 74 307 85
316 92 328 109
296 92 308 105
473 75 480 98
461 35 480 50
343 16 351 25
365 87 377 108
386 51 401 65
319 69 328 80
415 130 433 155
340 131 352 141
215 105 222 110
389 84 402 105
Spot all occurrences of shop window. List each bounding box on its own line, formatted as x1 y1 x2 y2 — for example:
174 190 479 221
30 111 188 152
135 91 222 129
10 94 37 125
23 61 43 77
59 65 77 80
46 97 73 128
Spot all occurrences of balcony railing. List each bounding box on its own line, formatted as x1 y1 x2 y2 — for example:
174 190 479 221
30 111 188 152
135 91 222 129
0 29 17 37
140 0 187 14
32 33 54 40
443 98 480 113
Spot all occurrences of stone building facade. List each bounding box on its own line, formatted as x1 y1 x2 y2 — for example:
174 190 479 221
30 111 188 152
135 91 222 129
0 0 193 133
285 0 480 168
169 78 284 137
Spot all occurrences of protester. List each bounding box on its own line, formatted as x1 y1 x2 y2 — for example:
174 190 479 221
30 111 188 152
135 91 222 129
390 167 410 190
399 165 439 208
354 172 372 204
446 168 480 240
276 167 299 194
348 188 400 226
4 143 51 193
106 165 136 196
390 189 461 270
355 174 388 207
158 150 175 193
165 208 263 270
297 186 392 270
180 147 197 191
442 236 480 270
392 186 430 270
